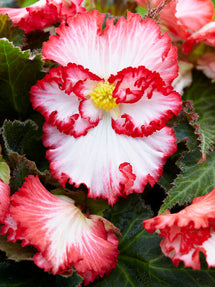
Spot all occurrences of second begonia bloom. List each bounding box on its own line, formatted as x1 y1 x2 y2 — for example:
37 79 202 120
0 0 85 33
1 175 120 285
31 10 182 205
135 0 214 41
143 188 215 269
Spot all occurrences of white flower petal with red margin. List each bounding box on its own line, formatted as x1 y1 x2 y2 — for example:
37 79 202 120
109 66 182 137
7 175 119 284
30 65 101 136
43 10 178 85
143 188 215 269
43 118 177 205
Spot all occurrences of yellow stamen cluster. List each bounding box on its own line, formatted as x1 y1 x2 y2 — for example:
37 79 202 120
90 81 118 112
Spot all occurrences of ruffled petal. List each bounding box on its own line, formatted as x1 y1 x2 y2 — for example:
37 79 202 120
109 66 182 137
143 188 215 269
183 21 215 54
6 175 119 283
43 119 177 205
176 0 214 32
30 64 101 137
43 10 178 85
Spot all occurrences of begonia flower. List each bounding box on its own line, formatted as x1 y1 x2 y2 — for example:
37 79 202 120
183 21 215 54
143 188 215 269
30 10 182 205
0 0 85 33
1 175 120 284
135 0 214 41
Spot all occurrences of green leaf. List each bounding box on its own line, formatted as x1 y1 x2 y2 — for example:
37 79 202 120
183 70 215 156
0 14 24 46
2 119 46 167
159 148 215 212
0 235 35 262
90 194 215 287
0 39 44 123
17 0 38 7
0 261 83 287
1 120 59 193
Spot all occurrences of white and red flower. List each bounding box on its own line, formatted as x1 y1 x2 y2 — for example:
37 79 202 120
31 10 182 205
1 175 120 284
0 0 85 33
143 188 215 269
135 0 214 41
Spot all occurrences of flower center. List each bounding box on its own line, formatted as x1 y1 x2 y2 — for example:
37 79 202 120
89 82 118 111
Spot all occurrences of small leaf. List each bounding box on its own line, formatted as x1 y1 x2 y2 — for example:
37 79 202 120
0 235 35 262
17 0 38 7
183 70 215 156
0 39 44 123
0 14 24 46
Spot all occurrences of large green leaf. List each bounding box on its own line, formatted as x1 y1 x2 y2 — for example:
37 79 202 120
159 148 215 212
0 14 24 46
1 120 59 193
0 261 83 287
90 194 215 286
0 39 44 123
183 70 215 156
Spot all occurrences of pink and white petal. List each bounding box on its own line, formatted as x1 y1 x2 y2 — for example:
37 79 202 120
112 91 182 137
183 22 215 54
30 65 98 136
0 7 28 25
9 175 119 282
0 180 10 221
176 0 214 32
43 11 178 84
43 119 177 205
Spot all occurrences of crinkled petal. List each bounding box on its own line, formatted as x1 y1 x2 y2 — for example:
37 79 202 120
7 175 119 283
43 119 177 205
30 64 101 136
109 66 182 137
43 10 178 85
